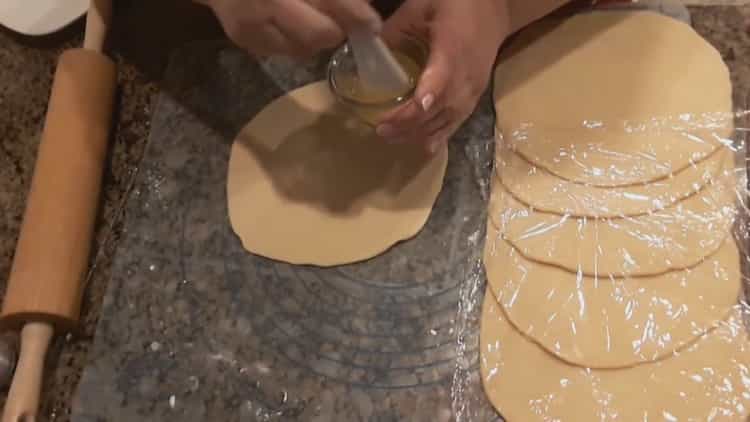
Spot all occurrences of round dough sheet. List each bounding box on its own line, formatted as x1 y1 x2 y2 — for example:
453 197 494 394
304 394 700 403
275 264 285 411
227 81 449 266
484 228 741 368
493 11 733 187
489 177 737 277
496 139 727 218
480 293 750 422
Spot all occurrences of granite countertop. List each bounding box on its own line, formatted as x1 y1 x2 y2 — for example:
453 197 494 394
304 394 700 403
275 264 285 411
0 2 749 421
0 1 222 420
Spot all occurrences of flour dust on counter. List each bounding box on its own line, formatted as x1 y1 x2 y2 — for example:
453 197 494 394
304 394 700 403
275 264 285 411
64 4 750 422
70 40 498 422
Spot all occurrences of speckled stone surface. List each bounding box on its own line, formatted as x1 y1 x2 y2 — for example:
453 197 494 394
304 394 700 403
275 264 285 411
0 3 747 422
0 1 221 420
67 5 750 422
0 19 156 422
68 40 497 421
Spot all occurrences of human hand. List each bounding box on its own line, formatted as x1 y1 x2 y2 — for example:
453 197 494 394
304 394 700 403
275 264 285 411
376 0 511 154
196 0 382 57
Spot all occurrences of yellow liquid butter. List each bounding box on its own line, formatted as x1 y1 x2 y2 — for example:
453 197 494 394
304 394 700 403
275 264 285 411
333 51 424 126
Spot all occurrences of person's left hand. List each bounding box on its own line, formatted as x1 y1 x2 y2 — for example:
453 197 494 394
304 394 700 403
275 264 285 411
375 0 511 154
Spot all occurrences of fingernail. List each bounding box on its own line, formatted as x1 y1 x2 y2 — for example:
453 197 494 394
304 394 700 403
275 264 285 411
421 94 435 112
377 124 394 137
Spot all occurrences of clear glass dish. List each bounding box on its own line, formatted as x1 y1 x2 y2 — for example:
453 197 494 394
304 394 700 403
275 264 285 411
328 34 429 126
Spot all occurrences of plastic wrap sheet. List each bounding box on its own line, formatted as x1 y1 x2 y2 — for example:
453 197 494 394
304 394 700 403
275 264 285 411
70 40 499 421
477 8 750 422
68 6 750 422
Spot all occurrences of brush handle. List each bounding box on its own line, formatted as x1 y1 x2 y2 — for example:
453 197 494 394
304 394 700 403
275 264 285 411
348 29 411 95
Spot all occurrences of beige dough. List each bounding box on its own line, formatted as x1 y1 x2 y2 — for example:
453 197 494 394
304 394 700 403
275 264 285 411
226 81 448 266
484 228 741 368
493 11 733 187
496 138 727 218
489 176 736 277
480 292 750 422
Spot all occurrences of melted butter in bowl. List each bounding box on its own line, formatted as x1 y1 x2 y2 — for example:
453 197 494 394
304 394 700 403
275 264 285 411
328 36 428 126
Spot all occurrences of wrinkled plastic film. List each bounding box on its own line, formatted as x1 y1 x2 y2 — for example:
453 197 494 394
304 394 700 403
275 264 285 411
477 112 750 421
473 9 750 422
74 40 499 420
68 6 750 422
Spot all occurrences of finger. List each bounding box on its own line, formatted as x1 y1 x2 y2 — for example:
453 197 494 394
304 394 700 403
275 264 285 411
425 120 457 155
273 0 347 51
378 0 431 65
386 108 451 144
230 21 299 56
380 0 429 37
375 97 442 139
425 104 475 154
375 50 455 138
210 0 271 22
407 0 464 113
422 109 454 138
412 43 452 114
374 43 455 137
315 0 382 33
210 0 282 55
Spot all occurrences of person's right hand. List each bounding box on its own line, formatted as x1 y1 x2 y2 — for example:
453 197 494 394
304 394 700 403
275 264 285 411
196 0 382 57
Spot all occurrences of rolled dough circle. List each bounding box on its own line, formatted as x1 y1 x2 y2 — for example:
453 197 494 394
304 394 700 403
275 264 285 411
495 137 727 218
226 81 448 266
489 176 736 277
480 293 750 422
484 228 741 368
493 11 733 187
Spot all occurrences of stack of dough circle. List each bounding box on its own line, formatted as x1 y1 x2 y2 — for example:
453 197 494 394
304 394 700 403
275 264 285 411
227 81 448 266
495 128 727 218
481 9 749 421
480 293 750 421
493 11 733 187
483 228 741 368
489 172 736 278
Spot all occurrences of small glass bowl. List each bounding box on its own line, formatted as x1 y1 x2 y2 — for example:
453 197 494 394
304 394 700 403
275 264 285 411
327 35 429 127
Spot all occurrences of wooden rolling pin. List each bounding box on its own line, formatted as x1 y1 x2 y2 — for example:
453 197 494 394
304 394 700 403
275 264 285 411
0 0 116 420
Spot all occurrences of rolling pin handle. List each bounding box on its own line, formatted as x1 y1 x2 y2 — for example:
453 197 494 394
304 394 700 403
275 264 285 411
1 322 53 422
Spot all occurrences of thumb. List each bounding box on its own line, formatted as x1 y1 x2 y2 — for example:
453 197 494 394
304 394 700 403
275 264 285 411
379 0 451 112
414 32 451 112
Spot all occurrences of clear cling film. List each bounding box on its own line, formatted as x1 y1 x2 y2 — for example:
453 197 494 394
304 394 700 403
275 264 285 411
473 7 750 422
68 4 750 422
